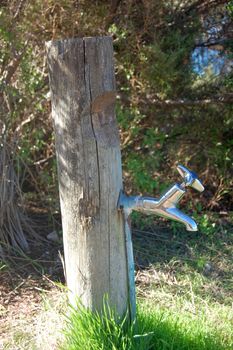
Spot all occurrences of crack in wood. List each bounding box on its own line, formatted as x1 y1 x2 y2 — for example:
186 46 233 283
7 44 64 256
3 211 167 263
84 38 101 217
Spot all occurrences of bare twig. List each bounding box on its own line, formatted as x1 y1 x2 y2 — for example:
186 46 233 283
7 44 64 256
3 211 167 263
0 138 40 255
145 94 233 108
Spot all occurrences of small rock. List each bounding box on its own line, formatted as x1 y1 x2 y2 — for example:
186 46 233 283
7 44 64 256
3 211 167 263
47 231 59 242
203 262 212 275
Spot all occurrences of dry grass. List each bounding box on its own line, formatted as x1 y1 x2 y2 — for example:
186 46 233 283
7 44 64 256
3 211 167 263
0 275 67 350
0 138 40 256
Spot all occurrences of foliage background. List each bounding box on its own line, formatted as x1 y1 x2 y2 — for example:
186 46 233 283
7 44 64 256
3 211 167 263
0 0 233 250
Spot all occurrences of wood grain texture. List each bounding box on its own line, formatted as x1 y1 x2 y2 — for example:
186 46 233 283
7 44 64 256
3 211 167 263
46 36 129 316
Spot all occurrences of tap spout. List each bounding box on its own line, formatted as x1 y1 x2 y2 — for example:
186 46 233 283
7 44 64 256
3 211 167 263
163 207 197 231
134 195 198 231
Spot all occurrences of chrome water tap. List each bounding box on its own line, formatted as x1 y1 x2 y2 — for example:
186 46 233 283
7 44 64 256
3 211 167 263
118 165 204 231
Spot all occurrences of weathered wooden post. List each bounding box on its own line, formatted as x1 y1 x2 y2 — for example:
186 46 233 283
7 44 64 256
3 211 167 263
46 36 132 318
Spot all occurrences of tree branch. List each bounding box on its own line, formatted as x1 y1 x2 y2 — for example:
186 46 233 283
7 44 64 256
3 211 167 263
194 38 228 49
184 0 227 15
105 0 122 30
156 0 228 30
13 0 26 20
148 94 233 107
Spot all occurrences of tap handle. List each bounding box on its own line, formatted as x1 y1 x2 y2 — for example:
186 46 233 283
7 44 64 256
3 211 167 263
177 164 204 192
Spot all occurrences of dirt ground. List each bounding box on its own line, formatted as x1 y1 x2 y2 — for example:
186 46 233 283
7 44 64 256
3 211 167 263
0 241 66 350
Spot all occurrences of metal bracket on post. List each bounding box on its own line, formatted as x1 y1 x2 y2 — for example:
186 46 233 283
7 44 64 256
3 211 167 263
117 190 136 322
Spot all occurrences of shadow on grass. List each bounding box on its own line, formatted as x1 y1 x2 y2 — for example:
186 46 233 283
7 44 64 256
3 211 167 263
137 304 229 350
132 211 233 267
132 212 233 292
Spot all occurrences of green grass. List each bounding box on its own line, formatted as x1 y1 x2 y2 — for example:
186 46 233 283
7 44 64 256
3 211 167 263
61 300 233 350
